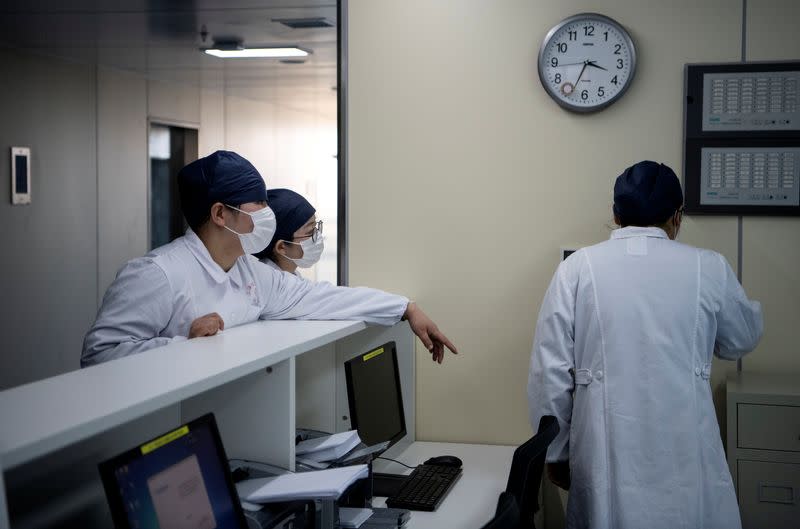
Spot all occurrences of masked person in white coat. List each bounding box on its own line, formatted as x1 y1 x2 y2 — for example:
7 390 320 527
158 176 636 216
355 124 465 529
528 161 762 529
82 151 457 367
254 189 323 277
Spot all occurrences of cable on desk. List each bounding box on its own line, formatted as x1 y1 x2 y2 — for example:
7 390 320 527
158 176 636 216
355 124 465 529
375 456 415 469
228 458 296 473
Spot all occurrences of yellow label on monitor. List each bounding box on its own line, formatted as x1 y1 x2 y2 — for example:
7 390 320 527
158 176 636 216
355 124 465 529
363 347 384 362
140 425 190 455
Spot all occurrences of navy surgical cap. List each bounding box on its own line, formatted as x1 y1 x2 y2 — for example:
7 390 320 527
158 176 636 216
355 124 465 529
177 150 267 230
613 161 684 226
254 188 316 259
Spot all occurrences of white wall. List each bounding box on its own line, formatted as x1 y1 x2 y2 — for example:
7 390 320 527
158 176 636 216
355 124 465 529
147 79 201 128
225 94 339 283
0 50 98 387
200 89 225 158
97 68 148 300
348 0 799 445
741 0 800 377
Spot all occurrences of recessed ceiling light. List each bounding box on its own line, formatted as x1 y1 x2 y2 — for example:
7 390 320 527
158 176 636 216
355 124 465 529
204 47 311 59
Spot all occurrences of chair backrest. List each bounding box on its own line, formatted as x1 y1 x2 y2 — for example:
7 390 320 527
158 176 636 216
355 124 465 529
505 415 560 528
480 491 521 529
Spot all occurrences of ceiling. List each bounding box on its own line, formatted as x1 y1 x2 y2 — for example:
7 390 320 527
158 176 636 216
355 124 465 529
0 0 338 117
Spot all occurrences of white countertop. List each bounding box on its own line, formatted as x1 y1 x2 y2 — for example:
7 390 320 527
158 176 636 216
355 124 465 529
0 320 367 469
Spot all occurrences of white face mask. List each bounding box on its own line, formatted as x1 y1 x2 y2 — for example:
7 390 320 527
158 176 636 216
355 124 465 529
281 236 325 268
224 205 277 255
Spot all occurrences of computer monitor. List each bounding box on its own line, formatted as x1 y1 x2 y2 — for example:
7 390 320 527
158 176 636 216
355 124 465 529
99 413 248 529
344 341 407 450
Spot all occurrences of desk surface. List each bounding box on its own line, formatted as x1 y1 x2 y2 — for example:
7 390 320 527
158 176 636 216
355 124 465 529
0 320 367 469
372 442 515 529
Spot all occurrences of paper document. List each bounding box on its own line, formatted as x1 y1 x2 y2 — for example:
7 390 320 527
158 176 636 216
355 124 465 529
239 500 263 512
295 456 331 470
237 465 369 503
295 430 362 462
341 441 390 463
338 507 373 528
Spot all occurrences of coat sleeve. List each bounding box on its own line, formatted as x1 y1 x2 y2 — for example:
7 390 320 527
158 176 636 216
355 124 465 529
256 263 408 325
711 253 763 360
81 259 186 367
528 258 577 463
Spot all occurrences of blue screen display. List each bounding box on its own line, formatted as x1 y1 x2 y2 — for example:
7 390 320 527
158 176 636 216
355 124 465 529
112 422 242 529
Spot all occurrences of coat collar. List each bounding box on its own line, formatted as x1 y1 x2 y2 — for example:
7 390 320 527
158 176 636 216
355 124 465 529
610 226 669 240
184 229 244 286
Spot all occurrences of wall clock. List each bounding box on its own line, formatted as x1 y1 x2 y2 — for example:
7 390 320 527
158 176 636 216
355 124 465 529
538 13 637 112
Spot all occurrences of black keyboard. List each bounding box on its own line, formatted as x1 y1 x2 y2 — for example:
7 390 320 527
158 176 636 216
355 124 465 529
385 464 462 511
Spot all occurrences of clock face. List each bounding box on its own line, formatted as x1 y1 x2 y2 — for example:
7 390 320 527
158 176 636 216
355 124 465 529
538 13 637 112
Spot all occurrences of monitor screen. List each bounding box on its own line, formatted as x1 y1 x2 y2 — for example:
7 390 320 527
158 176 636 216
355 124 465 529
99 413 247 529
344 342 406 449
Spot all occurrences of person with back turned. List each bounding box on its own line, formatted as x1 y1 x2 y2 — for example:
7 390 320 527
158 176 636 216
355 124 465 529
528 161 762 529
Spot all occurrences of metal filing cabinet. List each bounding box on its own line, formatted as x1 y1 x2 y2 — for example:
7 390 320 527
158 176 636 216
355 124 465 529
727 373 800 529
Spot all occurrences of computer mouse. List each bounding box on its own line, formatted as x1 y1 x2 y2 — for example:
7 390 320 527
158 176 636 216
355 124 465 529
424 455 463 468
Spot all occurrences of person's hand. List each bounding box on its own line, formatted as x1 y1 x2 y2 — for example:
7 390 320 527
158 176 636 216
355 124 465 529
547 461 571 491
189 313 225 339
402 302 458 364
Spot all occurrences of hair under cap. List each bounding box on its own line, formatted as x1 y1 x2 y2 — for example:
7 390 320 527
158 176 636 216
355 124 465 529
613 160 684 227
254 188 316 260
177 150 267 230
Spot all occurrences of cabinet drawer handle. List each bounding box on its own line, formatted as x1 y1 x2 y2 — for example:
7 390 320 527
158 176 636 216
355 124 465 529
758 482 798 505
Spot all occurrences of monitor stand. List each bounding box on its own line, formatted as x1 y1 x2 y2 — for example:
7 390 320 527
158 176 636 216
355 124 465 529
372 472 409 497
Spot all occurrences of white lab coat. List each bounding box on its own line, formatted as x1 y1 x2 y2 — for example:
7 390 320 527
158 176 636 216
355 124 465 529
82 229 408 366
262 257 303 278
528 227 762 529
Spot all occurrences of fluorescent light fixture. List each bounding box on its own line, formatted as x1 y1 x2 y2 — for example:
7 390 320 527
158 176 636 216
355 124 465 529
204 47 310 59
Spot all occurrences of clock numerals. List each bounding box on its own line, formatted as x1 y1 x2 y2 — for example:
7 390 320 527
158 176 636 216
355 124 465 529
557 42 568 53
611 75 618 85
568 30 577 41
554 73 562 84
614 44 622 55
617 58 624 69
583 25 595 36
598 86 605 97
551 57 558 67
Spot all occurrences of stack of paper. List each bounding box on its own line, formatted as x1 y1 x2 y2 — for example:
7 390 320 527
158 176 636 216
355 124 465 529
237 465 369 503
338 507 374 528
295 430 362 462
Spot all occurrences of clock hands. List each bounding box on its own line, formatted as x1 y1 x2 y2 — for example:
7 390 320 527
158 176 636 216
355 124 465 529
558 60 587 97
586 60 608 71
553 60 589 68
556 60 608 97
574 62 589 85
554 59 607 71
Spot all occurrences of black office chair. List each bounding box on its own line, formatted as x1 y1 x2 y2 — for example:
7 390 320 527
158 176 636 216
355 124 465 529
480 492 521 529
480 415 560 529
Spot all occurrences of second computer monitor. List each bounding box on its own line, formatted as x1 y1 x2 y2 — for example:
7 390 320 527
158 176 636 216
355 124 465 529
344 341 407 449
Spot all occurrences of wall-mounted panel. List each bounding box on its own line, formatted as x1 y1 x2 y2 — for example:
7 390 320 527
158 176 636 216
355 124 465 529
0 49 98 389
